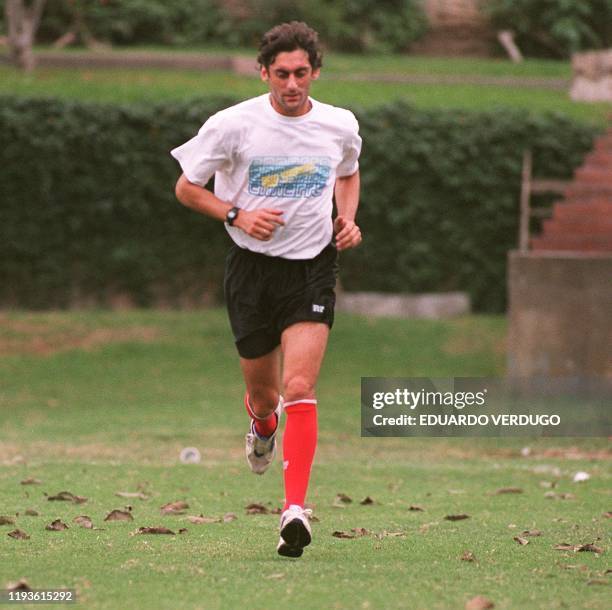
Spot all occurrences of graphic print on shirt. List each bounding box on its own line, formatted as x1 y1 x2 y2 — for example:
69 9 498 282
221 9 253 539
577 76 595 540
248 156 331 198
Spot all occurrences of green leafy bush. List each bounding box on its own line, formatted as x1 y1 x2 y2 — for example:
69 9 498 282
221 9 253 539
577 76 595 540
221 0 427 52
24 0 426 51
0 96 598 311
483 0 612 58
31 0 224 46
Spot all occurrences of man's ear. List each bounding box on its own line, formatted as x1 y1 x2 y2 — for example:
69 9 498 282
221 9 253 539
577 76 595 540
260 66 269 83
311 68 321 81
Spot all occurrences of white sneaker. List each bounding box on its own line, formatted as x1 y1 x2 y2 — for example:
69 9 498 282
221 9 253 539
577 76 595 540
245 401 281 475
277 504 312 558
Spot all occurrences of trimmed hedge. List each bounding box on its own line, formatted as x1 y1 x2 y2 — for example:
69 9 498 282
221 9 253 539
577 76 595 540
0 96 598 311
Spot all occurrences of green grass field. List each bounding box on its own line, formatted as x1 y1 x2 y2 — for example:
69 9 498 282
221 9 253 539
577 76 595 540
0 310 609 609
1 50 610 124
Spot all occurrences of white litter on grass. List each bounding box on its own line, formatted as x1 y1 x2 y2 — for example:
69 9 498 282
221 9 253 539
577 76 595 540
572 471 591 483
520 446 531 457
179 447 201 464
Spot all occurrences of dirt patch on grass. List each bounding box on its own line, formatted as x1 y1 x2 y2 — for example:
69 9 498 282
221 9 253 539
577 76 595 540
0 315 160 357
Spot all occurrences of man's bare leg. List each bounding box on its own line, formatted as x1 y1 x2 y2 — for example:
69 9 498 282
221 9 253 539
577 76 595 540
240 346 282 418
241 346 283 474
281 322 329 403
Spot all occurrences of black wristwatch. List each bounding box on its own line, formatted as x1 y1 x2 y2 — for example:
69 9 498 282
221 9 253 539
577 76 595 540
226 206 240 226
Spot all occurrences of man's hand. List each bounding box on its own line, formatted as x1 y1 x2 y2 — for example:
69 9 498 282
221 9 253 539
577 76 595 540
334 216 362 251
234 208 285 241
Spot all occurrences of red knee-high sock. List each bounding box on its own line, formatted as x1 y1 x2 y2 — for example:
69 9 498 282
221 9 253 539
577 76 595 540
282 400 318 510
245 394 278 438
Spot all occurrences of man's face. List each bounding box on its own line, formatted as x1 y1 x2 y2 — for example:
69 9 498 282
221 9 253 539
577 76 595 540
261 49 320 117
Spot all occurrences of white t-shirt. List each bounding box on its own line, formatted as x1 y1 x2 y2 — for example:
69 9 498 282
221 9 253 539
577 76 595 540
170 94 362 259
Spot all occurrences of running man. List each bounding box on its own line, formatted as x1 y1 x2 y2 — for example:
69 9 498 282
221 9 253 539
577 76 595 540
171 21 362 557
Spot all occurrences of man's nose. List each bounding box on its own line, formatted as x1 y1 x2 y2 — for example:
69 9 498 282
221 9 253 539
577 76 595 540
287 74 298 88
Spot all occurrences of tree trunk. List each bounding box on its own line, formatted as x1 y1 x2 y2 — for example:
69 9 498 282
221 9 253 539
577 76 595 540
5 0 47 73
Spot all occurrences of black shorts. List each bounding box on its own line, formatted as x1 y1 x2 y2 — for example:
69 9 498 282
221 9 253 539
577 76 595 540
224 243 338 359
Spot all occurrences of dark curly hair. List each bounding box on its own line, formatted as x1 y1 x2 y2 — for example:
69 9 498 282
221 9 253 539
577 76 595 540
257 21 323 70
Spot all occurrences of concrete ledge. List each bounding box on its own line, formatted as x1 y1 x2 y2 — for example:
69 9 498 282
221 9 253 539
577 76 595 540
336 291 470 319
507 250 612 377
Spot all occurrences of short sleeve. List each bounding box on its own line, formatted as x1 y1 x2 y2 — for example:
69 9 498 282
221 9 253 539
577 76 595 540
336 113 362 177
170 113 234 186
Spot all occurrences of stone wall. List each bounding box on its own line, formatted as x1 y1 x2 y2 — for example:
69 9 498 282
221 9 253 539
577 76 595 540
507 251 612 378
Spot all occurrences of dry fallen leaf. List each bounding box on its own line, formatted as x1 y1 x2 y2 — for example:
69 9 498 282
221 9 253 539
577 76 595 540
7 529 30 540
115 491 149 500
24 509 39 517
578 543 604 554
544 492 575 500
45 519 69 531
375 530 406 539
265 573 285 580
332 528 370 539
73 516 94 529
522 529 542 537
554 542 604 554
332 530 356 539
332 493 353 508
136 526 175 535
554 543 577 552
47 491 87 504
160 501 189 515
0 515 16 526
539 480 557 489
20 478 42 485
187 514 221 524
104 509 133 522
603 512 612 519
465 595 495 610
409 505 425 512
178 528 188 534
513 536 529 546
360 496 374 505
6 579 31 591
494 487 523 495
461 551 477 562
445 514 470 521
245 503 269 515
351 527 370 537
223 513 238 523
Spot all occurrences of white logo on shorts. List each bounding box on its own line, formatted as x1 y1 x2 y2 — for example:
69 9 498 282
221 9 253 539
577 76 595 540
312 304 325 314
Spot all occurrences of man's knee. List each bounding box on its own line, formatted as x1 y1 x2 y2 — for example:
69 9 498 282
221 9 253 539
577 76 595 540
249 387 280 417
283 375 315 403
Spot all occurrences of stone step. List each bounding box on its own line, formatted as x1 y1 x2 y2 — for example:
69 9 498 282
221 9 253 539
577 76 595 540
553 201 612 218
561 192 612 205
582 150 612 168
531 234 612 251
542 218 612 235
574 167 612 184
564 183 612 198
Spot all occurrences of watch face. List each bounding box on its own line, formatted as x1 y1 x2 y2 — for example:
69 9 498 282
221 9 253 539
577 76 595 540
227 209 238 224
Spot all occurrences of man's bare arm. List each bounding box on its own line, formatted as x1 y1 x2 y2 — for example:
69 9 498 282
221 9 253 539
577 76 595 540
174 173 284 241
333 170 361 251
